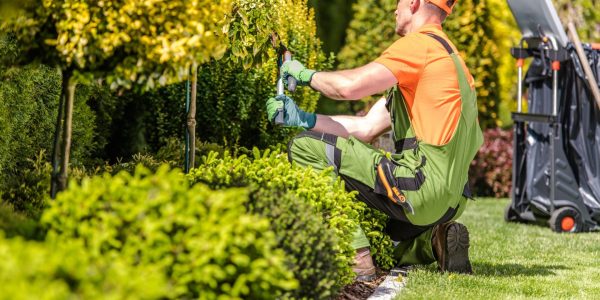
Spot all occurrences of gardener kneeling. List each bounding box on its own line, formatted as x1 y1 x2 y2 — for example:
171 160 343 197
267 0 482 280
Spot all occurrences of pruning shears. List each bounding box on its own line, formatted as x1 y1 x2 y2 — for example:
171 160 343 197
271 32 297 125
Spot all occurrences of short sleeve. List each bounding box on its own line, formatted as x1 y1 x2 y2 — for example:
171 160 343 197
374 35 427 88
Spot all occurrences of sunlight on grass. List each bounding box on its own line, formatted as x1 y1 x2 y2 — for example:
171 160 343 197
398 198 600 299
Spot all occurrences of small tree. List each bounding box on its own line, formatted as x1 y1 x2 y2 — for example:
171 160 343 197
1 0 233 196
185 0 279 170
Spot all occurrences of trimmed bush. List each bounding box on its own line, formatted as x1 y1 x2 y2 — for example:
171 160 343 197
469 128 513 197
0 233 167 299
42 165 296 299
189 149 397 272
249 188 343 299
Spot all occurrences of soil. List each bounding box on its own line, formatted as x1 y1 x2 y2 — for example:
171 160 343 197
335 269 389 300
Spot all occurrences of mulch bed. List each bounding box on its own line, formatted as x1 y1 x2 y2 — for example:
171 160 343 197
335 269 389 300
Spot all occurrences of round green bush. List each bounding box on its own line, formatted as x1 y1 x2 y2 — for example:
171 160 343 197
42 165 296 299
190 149 398 277
246 187 343 298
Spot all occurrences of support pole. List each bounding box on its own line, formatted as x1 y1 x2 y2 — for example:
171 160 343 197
58 75 76 193
184 76 190 173
567 22 600 110
50 69 66 199
188 64 198 170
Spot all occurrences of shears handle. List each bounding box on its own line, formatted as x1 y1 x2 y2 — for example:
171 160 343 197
283 51 297 92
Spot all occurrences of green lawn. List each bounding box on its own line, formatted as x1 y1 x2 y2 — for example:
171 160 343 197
398 198 600 299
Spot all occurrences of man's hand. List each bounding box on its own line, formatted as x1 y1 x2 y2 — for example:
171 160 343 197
281 60 316 86
266 95 316 129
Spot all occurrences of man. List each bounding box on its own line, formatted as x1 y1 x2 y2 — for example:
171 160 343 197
266 0 483 280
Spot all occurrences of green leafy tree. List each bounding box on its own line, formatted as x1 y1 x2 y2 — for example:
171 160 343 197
1 0 234 195
197 0 332 149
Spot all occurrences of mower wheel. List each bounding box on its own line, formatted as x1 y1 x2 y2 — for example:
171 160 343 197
504 204 519 222
549 207 581 233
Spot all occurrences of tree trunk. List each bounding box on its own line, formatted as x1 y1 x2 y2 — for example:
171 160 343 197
50 69 68 199
57 75 76 192
187 64 198 170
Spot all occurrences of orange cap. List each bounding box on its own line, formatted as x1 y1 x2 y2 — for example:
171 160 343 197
426 0 457 15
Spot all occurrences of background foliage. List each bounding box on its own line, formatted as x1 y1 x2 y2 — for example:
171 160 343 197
554 0 600 42
469 128 513 198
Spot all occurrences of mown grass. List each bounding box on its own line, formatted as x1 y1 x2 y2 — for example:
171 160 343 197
398 198 600 299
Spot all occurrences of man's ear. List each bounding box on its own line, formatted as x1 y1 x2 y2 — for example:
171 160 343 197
410 0 421 14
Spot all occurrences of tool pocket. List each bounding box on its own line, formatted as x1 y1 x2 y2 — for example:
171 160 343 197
373 149 428 215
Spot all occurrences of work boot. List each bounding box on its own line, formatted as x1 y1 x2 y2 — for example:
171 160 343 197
353 247 376 281
431 222 473 274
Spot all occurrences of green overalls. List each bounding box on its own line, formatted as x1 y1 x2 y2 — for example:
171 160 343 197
288 33 483 265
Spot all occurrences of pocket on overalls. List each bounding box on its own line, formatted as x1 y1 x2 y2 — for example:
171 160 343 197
373 150 427 215
336 136 383 189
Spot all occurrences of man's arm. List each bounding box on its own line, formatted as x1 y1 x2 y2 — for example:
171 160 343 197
310 62 397 100
311 97 391 143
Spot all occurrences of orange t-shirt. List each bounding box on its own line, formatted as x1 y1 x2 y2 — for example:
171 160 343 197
374 24 474 146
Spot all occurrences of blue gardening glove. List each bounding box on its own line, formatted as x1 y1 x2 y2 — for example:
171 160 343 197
281 60 316 86
266 94 316 129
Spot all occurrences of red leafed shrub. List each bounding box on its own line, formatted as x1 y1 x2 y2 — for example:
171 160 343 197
469 128 513 198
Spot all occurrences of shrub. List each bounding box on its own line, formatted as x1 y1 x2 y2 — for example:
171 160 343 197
248 188 343 299
469 128 513 197
196 0 332 149
0 233 168 299
0 202 44 240
0 62 107 169
0 150 51 218
190 149 397 272
42 165 296 299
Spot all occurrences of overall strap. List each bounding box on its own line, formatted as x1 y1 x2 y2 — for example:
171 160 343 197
424 32 476 200
424 33 474 93
424 33 454 54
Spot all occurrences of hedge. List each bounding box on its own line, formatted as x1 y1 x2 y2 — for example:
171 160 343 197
42 165 296 299
189 149 397 271
248 188 344 299
0 233 167 299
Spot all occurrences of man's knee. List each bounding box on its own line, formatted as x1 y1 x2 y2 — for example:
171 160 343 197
287 131 341 171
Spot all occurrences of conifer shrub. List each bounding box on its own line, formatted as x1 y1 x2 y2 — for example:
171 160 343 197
42 166 296 299
0 233 168 299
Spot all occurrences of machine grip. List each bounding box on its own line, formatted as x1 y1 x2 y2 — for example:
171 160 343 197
274 107 284 125
283 51 297 92
287 77 297 92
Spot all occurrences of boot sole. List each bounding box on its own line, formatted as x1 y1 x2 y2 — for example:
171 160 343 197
444 223 473 274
